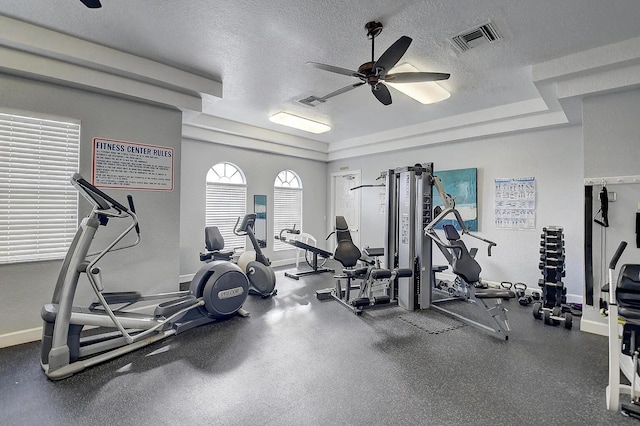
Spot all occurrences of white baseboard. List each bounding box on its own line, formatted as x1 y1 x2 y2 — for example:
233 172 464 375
580 318 608 336
179 273 195 283
271 258 296 268
0 327 42 348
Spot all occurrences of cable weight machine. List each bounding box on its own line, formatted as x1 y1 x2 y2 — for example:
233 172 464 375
384 164 434 310
384 163 514 339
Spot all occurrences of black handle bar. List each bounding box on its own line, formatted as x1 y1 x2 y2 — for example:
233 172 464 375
609 241 627 270
127 195 140 234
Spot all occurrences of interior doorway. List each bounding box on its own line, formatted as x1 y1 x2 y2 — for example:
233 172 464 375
330 170 362 251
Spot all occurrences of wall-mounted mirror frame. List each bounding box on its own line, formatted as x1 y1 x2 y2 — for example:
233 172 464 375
254 195 267 248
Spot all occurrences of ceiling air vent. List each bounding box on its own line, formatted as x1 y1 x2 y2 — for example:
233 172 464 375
451 21 502 52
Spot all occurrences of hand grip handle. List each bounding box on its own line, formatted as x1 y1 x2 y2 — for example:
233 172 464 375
127 195 141 234
609 241 627 270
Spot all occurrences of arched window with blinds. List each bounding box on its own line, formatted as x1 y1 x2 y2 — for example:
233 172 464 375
205 162 247 251
273 170 302 252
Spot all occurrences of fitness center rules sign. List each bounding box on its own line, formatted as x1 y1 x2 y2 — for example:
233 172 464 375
91 138 174 191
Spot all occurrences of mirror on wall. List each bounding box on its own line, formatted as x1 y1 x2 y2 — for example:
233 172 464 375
254 195 267 248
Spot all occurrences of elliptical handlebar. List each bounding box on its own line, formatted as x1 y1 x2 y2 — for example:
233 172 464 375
71 173 141 258
126 195 140 235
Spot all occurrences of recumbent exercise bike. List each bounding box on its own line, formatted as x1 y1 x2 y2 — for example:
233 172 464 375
201 214 277 298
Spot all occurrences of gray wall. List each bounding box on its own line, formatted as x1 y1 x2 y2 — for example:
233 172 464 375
328 125 585 299
0 73 183 335
582 88 640 329
180 138 328 276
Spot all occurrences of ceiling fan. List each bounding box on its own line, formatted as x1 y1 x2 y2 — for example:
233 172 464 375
80 0 102 8
307 21 450 106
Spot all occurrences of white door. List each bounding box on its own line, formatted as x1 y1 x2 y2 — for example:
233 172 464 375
330 171 361 251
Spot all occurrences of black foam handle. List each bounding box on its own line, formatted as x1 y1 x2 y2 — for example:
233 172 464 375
609 241 627 270
127 195 141 234
636 212 640 248
395 268 413 278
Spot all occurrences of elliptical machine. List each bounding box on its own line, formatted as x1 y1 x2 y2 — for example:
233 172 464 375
40 174 250 380
235 214 277 298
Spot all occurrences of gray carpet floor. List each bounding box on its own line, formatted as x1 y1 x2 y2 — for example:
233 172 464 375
0 261 635 425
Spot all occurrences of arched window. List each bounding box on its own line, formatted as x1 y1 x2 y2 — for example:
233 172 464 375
206 162 247 251
273 170 303 251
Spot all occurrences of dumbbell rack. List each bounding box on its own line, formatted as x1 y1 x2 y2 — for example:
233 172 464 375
532 226 573 329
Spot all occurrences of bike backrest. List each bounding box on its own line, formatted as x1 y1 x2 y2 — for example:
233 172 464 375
205 226 225 252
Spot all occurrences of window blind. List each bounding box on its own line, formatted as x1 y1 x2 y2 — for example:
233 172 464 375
273 187 302 251
205 183 247 251
0 111 80 263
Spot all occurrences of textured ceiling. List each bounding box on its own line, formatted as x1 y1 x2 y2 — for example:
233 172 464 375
1 0 640 144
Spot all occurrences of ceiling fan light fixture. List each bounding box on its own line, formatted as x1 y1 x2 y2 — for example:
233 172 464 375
386 63 450 104
269 112 330 134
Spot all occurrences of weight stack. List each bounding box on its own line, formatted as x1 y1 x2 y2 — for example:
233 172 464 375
538 226 567 309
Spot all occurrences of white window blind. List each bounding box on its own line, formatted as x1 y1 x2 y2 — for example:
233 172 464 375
273 187 303 252
205 162 247 251
0 111 80 263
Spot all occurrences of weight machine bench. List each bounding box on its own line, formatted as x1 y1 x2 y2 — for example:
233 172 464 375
426 219 515 340
278 237 335 280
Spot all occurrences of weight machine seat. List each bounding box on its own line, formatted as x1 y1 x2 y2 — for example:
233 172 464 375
333 216 361 268
442 225 481 284
616 264 640 321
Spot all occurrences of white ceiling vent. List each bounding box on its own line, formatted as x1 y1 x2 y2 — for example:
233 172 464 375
451 21 502 52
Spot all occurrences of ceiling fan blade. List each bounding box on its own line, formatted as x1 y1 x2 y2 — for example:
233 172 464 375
319 82 366 101
373 36 412 77
383 72 450 83
307 62 364 78
80 0 102 7
371 83 392 106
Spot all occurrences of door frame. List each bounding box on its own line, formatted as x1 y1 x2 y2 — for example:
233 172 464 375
329 170 362 251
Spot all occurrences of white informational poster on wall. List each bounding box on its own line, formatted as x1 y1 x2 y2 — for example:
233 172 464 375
92 138 174 191
494 176 536 230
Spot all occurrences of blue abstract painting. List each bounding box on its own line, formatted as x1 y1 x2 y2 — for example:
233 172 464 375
432 168 478 231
